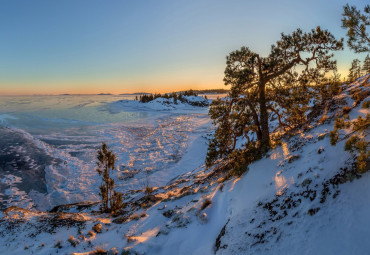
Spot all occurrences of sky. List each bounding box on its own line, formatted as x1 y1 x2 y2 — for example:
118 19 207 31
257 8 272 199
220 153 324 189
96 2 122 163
0 0 368 95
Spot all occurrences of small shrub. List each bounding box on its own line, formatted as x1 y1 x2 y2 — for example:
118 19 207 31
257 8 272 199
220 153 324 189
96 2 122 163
329 129 339 145
330 113 369 174
68 235 79 247
357 151 369 173
287 154 300 163
140 212 148 218
362 101 370 109
226 146 261 177
219 183 224 191
145 186 153 195
317 147 324 154
96 143 124 214
301 178 312 187
197 212 208 223
318 114 329 124
341 106 351 114
162 210 174 218
130 214 139 221
68 235 75 243
92 247 108 255
352 114 370 130
352 90 369 104
126 236 136 243
78 235 86 241
308 207 320 216
200 198 212 211
344 135 361 152
87 230 96 238
143 170 153 196
217 177 226 183
92 223 103 233
271 138 283 148
318 133 327 140
345 135 369 173
54 241 62 249
334 116 351 129
121 250 133 255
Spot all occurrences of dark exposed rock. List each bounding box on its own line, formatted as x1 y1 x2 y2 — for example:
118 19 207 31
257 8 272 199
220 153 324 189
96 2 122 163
49 201 98 213
162 210 175 218
215 219 230 253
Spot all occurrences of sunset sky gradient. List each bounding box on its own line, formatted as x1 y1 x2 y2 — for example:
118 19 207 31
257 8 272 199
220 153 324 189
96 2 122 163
0 0 368 95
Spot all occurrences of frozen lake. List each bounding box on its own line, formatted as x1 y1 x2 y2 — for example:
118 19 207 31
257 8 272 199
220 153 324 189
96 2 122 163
0 94 214 210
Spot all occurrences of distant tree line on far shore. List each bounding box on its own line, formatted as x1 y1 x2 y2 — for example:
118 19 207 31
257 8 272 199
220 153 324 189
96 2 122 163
193 89 229 94
136 89 197 103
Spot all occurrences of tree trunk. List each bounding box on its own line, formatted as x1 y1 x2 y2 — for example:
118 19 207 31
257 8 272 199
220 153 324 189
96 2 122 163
258 82 270 152
255 121 263 143
246 100 262 143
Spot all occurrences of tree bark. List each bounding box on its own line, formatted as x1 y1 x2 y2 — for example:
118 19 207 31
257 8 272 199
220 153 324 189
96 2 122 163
258 81 270 152
246 100 262 142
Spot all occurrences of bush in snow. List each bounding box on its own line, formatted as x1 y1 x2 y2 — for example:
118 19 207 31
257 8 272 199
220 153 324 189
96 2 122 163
91 247 108 255
92 223 103 233
362 101 370 109
330 114 370 173
68 235 79 247
200 198 212 211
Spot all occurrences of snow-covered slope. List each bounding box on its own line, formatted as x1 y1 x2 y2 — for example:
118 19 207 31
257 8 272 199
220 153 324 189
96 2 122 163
0 75 369 255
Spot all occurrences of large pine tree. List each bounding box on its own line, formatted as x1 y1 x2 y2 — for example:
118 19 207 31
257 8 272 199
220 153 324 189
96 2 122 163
206 27 343 168
342 4 370 53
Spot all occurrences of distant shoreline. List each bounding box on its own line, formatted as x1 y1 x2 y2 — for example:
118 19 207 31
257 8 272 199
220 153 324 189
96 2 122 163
0 90 229 97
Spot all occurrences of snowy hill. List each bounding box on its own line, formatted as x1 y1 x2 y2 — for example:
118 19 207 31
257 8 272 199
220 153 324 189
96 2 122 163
0 75 369 255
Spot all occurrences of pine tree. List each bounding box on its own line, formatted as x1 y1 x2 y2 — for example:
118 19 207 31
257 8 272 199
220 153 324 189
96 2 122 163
342 4 370 53
96 142 123 214
206 27 343 168
348 59 361 81
362 54 370 74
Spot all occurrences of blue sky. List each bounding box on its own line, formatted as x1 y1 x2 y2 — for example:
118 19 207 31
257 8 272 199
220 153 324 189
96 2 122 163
0 0 368 95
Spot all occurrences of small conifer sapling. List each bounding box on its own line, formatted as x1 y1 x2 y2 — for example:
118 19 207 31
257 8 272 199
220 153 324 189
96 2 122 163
96 142 123 214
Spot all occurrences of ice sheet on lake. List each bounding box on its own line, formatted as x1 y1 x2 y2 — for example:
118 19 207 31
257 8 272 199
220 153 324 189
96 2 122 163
0 95 213 210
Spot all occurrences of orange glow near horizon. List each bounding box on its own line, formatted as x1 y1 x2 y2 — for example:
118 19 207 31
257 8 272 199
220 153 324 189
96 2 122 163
0 67 350 96
0 81 226 96
0 70 226 95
